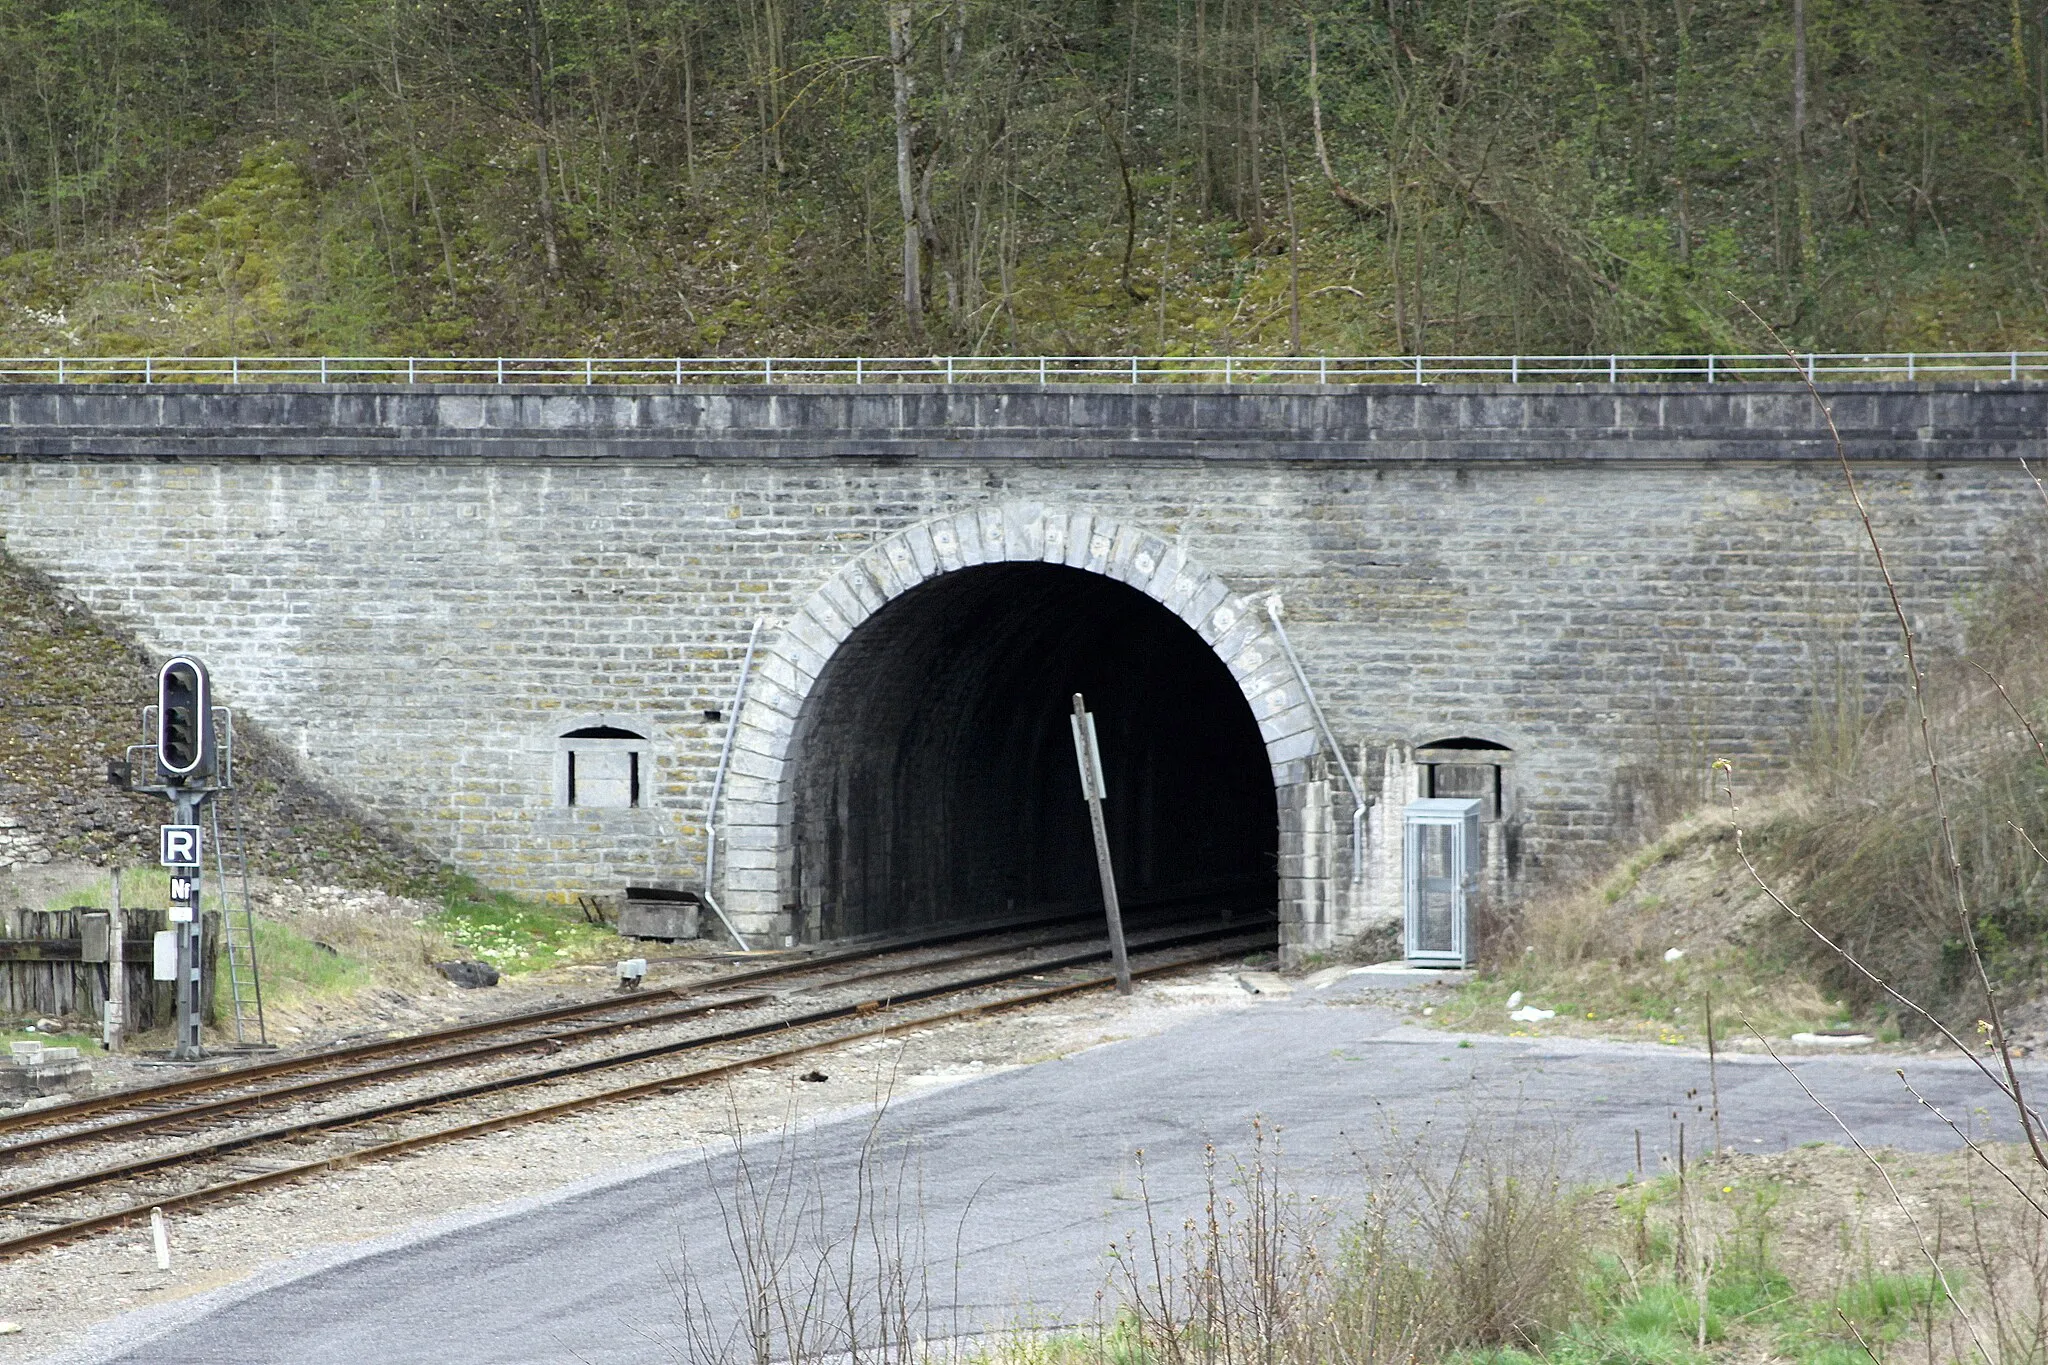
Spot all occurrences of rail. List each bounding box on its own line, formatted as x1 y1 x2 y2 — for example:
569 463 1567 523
0 920 1270 1259
1 351 2044 387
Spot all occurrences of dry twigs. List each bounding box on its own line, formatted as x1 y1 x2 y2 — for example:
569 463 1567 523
1741 1020 1991 1364
1731 294 2048 1175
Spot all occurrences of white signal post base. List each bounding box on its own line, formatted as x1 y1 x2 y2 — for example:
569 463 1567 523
165 790 207 1060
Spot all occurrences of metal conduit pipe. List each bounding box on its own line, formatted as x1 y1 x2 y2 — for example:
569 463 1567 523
699 617 764 951
1263 596 1369 885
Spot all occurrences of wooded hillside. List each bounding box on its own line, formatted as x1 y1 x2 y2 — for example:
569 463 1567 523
2 0 2042 357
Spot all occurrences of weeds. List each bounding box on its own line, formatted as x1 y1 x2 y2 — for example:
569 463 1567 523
427 878 616 973
668 1080 942 1365
247 916 376 1005
1697 306 2048 1365
1090 1121 1590 1365
660 1096 2040 1365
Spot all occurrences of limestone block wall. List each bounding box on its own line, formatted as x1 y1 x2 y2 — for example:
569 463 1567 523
0 381 2041 955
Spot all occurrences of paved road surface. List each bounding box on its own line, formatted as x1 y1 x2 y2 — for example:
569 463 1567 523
51 985 2037 1364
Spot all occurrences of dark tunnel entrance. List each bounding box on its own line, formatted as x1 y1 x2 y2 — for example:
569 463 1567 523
789 564 1280 940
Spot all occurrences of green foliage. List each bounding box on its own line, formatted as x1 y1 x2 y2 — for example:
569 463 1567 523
1441 1209 1936 1365
1 0 2043 356
428 877 617 972
972 1154 1971 1365
249 915 375 1003
1 1028 101 1051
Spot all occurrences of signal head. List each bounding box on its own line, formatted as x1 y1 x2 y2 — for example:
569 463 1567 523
156 656 215 783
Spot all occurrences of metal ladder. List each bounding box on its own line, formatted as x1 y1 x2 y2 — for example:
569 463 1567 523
209 796 268 1047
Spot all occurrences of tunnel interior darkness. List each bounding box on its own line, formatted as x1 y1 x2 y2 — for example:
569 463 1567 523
788 564 1280 939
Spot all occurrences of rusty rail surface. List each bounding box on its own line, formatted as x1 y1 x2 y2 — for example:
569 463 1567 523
0 908 1222 1162
0 919 1270 1259
0 901 1139 1137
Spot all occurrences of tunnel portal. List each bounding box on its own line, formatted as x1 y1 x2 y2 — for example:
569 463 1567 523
788 564 1279 940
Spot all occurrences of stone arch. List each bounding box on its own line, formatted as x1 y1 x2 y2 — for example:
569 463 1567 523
713 502 1325 942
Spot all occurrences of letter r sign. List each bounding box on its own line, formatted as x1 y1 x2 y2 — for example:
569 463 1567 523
160 824 201 868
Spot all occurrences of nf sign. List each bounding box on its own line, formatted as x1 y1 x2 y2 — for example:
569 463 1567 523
159 824 201 867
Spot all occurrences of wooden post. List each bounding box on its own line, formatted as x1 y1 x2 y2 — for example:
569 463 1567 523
1070 694 1131 996
105 871 125 1052
1704 988 1721 1152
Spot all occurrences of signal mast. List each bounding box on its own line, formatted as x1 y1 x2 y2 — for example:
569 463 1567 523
120 657 234 1061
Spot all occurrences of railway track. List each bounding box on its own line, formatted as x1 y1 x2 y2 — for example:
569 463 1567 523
0 913 1272 1260
0 902 1149 1141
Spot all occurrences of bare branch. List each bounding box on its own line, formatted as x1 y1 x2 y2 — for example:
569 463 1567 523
1970 659 2048 770
1716 770 2048 1134
2012 821 2048 870
1727 812 2041 1125
1306 16 1381 224
2022 457 2048 519
1743 1019 1992 1364
1733 294 2048 1173
1895 1068 2048 1221
1835 1307 1884 1365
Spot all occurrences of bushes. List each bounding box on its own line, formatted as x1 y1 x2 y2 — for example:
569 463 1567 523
1754 564 2048 1033
1101 1122 1591 1365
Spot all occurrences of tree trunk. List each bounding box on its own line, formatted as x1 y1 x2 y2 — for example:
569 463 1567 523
523 0 560 278
1308 17 1378 221
889 0 925 344
1791 0 1811 274
1673 0 1691 264
1247 0 1263 242
681 26 695 183
1281 135 1300 353
1195 0 1210 212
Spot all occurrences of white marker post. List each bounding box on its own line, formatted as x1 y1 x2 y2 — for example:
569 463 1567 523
1070 694 1130 996
104 871 124 1052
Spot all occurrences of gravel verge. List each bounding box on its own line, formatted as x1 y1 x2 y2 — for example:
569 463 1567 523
0 959 1276 1360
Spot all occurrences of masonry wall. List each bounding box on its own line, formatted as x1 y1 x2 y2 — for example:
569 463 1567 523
0 382 2041 954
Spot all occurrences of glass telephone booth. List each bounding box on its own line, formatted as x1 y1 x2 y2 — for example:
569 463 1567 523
1403 797 1482 966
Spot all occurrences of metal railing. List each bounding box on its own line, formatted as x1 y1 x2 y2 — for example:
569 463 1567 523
1 352 2043 387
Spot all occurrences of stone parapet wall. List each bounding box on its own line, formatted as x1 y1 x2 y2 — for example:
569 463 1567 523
2 380 2045 463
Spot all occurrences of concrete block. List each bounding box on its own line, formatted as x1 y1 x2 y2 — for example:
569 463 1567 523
904 523 940 579
929 518 966 573
952 509 990 565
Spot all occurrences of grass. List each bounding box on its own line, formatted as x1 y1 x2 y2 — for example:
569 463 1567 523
1427 813 1858 1045
1466 1266 1941 1365
41 865 173 914
30 866 619 1030
248 916 378 1006
426 876 618 974
1747 566 2048 1034
962 1142 2008 1365
1443 561 2048 1049
2 1028 102 1052
1432 946 1868 1048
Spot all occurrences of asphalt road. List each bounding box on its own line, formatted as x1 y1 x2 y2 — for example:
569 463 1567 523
52 983 2039 1364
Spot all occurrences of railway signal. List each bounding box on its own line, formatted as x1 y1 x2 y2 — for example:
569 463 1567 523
120 655 237 1061
155 658 215 782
